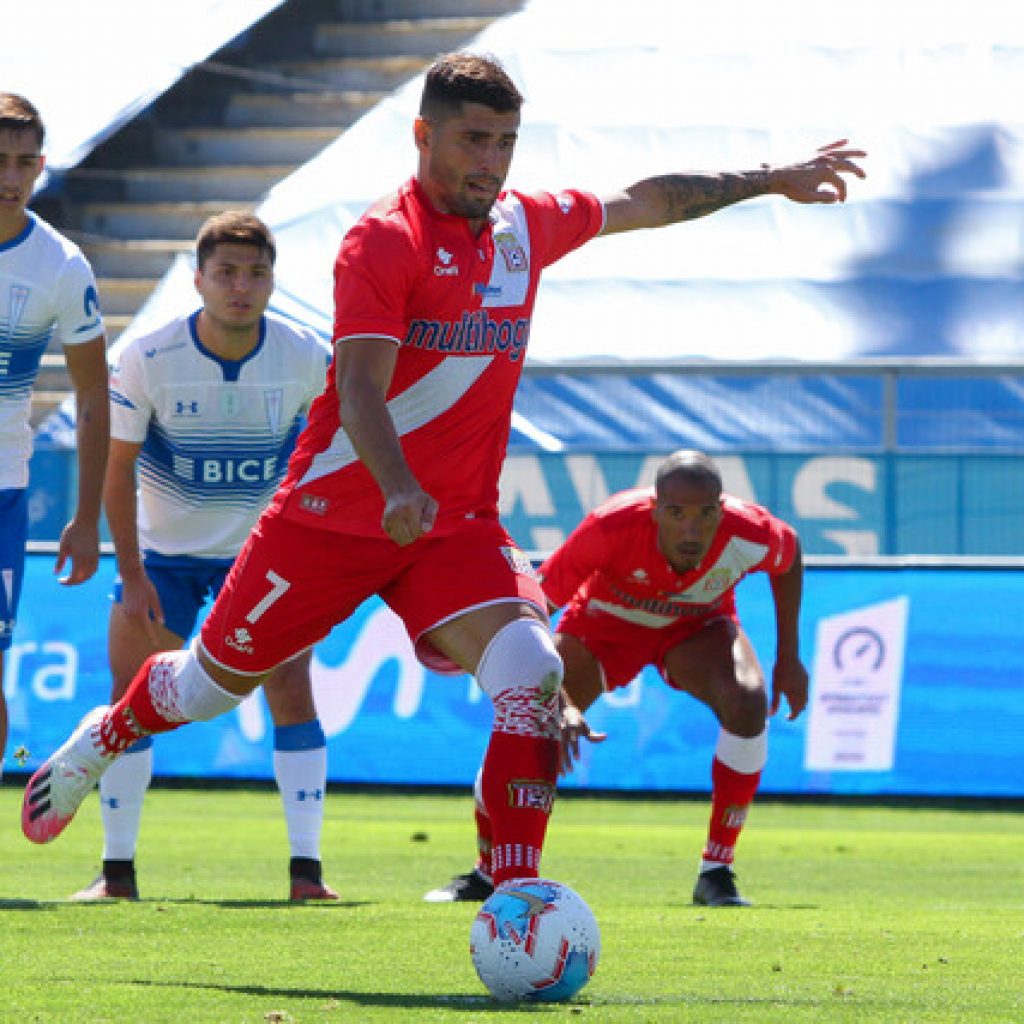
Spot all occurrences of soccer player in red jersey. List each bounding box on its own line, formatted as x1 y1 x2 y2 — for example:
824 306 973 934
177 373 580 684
23 54 861 903
426 450 807 907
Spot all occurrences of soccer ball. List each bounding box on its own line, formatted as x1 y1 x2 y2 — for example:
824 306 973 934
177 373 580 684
469 878 600 1003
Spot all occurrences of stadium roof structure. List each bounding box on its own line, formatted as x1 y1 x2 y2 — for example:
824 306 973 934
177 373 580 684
2 0 284 174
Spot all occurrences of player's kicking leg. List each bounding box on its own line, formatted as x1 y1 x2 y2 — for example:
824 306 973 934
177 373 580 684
23 644 249 844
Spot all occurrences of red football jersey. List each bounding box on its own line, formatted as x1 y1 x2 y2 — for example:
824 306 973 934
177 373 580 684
541 488 798 629
276 177 604 537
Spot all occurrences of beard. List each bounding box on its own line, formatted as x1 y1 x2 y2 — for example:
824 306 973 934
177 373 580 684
448 178 501 220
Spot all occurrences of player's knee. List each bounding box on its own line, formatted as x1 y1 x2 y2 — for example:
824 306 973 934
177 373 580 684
160 641 250 722
476 617 563 740
717 682 767 735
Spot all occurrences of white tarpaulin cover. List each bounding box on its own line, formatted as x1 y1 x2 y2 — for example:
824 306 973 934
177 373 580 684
117 0 1024 363
2 0 284 172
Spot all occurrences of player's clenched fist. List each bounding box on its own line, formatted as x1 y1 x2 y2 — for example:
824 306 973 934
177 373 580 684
382 488 438 546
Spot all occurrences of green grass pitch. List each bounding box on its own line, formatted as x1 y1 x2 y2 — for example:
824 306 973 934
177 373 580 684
1 784 1021 1022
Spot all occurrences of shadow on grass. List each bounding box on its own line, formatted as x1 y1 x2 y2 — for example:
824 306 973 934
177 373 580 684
116 979 837 1012
119 978 599 1011
0 897 369 911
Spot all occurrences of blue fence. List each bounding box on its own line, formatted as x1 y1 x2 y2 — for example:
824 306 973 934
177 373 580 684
7 553 1023 798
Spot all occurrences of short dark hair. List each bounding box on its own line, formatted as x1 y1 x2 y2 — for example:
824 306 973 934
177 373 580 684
195 212 276 270
420 52 523 122
0 93 45 148
655 450 723 497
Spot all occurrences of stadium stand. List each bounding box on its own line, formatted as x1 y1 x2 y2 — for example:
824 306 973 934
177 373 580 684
16 0 1024 555
8 0 522 423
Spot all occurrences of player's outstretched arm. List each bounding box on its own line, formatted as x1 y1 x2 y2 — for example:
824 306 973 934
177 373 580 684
601 140 867 236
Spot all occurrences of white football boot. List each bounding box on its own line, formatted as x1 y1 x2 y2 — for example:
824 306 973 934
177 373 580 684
22 706 115 844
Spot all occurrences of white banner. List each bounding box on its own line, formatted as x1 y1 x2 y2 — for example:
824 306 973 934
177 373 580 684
804 595 909 771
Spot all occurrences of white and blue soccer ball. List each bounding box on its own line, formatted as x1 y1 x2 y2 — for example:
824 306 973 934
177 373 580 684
470 878 600 1003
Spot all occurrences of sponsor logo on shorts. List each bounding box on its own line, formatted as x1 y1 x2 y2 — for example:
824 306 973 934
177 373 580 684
299 493 330 515
501 545 538 579
507 778 556 813
224 626 255 656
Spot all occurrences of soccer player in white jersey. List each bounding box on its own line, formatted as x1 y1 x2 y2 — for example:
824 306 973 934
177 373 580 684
70 212 338 902
0 94 109 780
426 450 807 908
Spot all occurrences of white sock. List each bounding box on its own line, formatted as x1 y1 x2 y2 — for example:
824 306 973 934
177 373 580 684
99 740 154 861
273 720 327 861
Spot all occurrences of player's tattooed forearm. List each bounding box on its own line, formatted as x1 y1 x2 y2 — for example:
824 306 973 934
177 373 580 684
647 171 767 222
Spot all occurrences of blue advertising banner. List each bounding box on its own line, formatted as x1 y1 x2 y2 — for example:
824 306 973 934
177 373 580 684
7 555 1023 798
28 449 1024 558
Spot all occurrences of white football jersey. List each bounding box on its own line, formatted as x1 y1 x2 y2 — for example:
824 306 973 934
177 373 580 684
109 311 331 560
0 213 104 488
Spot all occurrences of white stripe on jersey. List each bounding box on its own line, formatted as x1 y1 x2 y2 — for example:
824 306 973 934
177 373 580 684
590 536 771 629
298 353 493 487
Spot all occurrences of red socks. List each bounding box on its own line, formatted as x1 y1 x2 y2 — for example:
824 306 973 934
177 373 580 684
701 755 762 865
479 729 558 887
99 654 188 754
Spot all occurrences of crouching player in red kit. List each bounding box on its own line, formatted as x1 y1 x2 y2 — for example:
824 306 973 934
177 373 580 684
426 450 809 907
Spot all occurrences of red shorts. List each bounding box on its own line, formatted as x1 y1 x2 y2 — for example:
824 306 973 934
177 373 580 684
200 509 545 675
556 598 738 691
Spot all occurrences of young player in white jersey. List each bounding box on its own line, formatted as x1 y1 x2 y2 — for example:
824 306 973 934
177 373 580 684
0 94 109 779
70 213 338 902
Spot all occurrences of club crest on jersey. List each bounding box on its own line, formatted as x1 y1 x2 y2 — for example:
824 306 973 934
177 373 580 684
556 192 576 215
5 284 30 340
494 231 528 273
702 568 732 593
433 246 459 276
220 387 241 419
264 388 283 434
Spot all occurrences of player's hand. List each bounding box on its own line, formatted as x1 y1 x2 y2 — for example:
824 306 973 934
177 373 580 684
382 488 438 546
770 655 810 721
559 700 607 776
767 140 867 204
119 571 166 645
54 517 100 586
